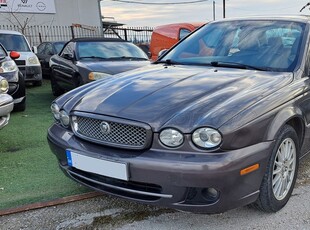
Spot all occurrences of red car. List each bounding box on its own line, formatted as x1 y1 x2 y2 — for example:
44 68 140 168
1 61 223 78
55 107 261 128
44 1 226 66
149 22 205 60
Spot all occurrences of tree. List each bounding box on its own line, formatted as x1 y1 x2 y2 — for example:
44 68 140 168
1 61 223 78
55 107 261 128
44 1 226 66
300 2 310 12
1 0 34 34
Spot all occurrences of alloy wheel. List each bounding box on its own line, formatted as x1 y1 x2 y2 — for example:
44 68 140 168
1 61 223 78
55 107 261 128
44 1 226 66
272 137 296 201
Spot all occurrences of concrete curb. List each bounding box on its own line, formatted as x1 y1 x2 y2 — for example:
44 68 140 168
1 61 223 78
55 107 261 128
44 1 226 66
0 191 103 216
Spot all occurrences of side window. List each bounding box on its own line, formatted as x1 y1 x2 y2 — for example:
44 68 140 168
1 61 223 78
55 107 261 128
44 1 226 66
60 42 74 59
45 43 54 55
179 28 191 40
0 45 6 57
37 43 46 54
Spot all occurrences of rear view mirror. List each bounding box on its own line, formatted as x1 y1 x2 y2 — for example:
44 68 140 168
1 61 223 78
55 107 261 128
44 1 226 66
158 49 168 59
10 51 20 60
147 51 152 59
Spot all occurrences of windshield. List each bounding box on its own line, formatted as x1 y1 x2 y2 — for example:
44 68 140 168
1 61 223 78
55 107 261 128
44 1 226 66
0 45 6 58
76 41 149 60
0 34 31 52
54 42 66 53
161 20 306 72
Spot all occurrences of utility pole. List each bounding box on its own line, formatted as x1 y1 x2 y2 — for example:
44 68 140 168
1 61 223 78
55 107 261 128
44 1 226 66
223 0 226 18
213 1 215 21
98 0 103 36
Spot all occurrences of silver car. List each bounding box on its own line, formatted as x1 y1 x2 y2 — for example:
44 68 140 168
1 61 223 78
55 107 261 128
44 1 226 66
0 76 14 129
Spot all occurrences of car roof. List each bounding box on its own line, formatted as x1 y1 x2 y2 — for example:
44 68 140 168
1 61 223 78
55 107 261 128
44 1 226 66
39 41 67 44
215 15 310 23
70 37 127 43
0 30 23 35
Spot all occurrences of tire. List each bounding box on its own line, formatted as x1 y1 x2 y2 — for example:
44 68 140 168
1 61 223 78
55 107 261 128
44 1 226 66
13 97 26 112
13 72 26 112
73 74 84 88
33 80 42 86
51 70 64 97
252 125 299 212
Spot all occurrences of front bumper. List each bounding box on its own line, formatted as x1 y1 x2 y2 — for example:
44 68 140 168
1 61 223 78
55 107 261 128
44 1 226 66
2 71 26 105
19 66 42 82
47 124 273 213
0 94 14 129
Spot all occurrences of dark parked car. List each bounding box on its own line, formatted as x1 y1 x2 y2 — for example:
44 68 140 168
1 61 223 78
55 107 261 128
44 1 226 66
0 76 14 129
49 38 150 96
36 41 66 77
48 16 309 214
0 44 26 111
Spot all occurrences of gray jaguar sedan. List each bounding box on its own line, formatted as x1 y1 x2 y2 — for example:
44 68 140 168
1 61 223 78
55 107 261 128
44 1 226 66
48 16 309 213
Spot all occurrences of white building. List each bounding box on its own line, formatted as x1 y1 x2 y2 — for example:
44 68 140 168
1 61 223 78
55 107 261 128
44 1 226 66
0 0 103 45
0 0 152 46
0 0 102 27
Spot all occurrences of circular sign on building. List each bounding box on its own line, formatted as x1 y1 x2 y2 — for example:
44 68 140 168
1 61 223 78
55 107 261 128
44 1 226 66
36 2 46 11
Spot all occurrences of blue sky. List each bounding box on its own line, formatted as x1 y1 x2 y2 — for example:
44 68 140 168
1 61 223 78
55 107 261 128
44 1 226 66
100 0 310 27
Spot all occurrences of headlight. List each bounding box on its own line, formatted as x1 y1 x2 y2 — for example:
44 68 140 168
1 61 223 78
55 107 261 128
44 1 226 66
159 128 184 148
51 103 60 120
0 79 9 93
88 72 111 81
59 110 70 127
0 60 18 73
192 128 222 149
28 56 40 65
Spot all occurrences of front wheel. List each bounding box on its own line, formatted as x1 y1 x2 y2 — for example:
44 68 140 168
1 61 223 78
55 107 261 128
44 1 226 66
51 70 64 97
253 125 299 212
73 74 84 88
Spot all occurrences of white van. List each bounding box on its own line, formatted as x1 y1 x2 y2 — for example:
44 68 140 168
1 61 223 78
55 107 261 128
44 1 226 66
0 30 42 86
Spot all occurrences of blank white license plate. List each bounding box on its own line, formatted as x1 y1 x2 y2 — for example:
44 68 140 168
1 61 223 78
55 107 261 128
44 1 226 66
66 150 128 181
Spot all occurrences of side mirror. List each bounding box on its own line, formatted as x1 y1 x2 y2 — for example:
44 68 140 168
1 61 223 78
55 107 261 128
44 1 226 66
10 51 20 60
63 53 74 60
158 49 168 59
147 51 152 59
32 46 38 54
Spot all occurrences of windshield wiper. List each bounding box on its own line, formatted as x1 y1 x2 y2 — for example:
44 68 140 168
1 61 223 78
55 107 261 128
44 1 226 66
210 61 267 71
108 56 148 61
79 56 107 60
155 59 182 65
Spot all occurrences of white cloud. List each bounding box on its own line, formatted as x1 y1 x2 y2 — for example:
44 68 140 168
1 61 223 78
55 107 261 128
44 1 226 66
101 0 310 27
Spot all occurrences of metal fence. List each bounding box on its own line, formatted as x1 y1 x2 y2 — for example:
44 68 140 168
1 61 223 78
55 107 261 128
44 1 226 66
103 26 154 44
0 24 154 46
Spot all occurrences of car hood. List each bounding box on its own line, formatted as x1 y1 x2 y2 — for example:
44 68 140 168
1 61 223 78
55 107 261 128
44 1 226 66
65 64 293 132
78 60 150 75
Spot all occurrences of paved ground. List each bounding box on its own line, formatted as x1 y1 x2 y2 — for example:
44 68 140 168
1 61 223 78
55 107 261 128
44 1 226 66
1 156 310 230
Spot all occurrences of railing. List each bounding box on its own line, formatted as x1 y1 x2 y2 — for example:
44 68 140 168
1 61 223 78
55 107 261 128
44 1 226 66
103 26 154 44
0 24 154 46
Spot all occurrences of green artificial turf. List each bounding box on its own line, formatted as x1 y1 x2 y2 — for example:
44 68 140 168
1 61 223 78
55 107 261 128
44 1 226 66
0 80 90 210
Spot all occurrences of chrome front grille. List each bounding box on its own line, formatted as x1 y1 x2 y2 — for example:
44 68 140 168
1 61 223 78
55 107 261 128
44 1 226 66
72 115 150 149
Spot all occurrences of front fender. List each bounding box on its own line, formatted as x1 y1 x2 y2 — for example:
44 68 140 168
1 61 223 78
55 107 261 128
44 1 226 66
266 106 305 140
219 104 305 151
